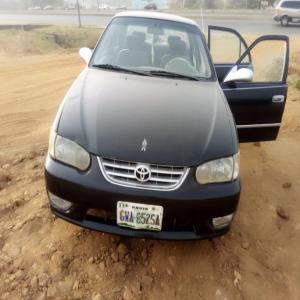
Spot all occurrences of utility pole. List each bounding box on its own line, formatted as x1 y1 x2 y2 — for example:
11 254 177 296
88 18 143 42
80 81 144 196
76 0 82 28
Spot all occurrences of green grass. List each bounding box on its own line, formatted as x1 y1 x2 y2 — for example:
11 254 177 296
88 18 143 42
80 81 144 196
0 26 103 55
295 77 300 90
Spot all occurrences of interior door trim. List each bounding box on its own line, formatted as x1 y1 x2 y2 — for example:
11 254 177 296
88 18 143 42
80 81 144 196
236 123 281 129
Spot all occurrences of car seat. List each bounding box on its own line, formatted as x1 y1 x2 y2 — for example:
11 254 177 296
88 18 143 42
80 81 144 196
161 36 188 67
117 34 150 67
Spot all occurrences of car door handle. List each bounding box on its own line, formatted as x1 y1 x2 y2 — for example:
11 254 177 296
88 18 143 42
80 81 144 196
272 95 285 103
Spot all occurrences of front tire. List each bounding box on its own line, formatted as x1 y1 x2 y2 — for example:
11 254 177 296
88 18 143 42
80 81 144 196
280 16 289 26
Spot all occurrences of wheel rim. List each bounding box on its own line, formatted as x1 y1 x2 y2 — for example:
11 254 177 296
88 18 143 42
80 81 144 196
281 17 289 26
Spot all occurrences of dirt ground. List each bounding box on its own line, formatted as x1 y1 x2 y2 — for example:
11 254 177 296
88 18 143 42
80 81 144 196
0 33 300 300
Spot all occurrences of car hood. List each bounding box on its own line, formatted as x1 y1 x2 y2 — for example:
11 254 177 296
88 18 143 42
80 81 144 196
57 68 237 166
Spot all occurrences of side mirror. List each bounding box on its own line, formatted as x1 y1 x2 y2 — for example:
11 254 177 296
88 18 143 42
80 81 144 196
223 66 253 84
79 47 92 64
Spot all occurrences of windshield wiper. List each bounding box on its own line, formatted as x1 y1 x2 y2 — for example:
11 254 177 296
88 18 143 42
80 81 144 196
148 70 199 81
92 64 150 77
92 65 200 81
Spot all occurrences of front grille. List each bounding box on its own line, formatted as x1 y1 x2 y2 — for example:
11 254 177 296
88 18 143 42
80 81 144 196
98 157 189 191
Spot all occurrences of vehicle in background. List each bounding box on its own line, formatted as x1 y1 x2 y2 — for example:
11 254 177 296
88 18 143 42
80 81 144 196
98 4 110 9
274 0 300 26
65 5 76 10
43 5 54 10
28 6 41 10
116 5 127 10
144 3 158 10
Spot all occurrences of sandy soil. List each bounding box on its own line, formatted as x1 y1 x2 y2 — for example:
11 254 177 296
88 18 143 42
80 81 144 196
0 39 300 300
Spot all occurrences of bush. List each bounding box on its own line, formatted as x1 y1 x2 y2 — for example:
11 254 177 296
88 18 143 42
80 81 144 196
295 77 300 90
36 26 102 50
225 0 261 9
0 26 102 56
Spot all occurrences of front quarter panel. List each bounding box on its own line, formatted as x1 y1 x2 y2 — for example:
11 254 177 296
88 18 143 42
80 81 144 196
51 69 88 133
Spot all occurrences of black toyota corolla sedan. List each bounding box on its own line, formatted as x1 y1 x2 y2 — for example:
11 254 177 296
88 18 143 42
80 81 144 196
45 11 289 239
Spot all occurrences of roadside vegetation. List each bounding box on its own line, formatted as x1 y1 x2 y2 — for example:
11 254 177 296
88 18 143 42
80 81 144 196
295 77 300 90
0 25 102 55
0 0 277 10
288 54 300 90
171 0 276 9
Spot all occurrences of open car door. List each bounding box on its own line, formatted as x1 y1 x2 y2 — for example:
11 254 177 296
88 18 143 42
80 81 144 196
208 26 289 142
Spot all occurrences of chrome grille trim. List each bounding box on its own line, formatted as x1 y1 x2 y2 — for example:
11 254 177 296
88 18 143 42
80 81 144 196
98 157 189 191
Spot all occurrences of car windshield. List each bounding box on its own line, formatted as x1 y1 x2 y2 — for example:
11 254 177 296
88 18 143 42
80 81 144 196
90 16 213 80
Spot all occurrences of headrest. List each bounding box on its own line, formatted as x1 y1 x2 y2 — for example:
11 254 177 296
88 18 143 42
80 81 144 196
133 31 146 43
126 35 140 50
168 36 186 55
168 35 181 45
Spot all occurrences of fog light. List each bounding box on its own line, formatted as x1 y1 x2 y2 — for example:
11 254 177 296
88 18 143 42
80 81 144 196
48 192 73 212
212 213 234 229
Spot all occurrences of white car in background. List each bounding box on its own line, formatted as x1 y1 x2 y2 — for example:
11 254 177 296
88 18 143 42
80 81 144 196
28 6 41 10
43 5 54 10
274 0 300 26
98 4 110 9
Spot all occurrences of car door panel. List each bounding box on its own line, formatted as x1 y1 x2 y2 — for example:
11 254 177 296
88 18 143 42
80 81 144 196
222 84 287 142
223 84 287 124
208 26 289 143
214 63 250 82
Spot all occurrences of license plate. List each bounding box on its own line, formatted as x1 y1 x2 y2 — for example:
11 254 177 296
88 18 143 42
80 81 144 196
117 201 163 231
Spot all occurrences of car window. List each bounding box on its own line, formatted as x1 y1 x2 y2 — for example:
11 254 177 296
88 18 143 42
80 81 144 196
240 40 287 83
209 30 248 64
281 1 297 8
91 17 213 79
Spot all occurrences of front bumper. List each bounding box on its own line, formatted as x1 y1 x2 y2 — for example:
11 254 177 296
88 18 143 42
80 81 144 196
45 155 240 240
273 15 281 22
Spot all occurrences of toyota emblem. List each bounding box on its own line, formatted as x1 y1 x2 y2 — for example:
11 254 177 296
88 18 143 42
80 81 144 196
135 164 151 182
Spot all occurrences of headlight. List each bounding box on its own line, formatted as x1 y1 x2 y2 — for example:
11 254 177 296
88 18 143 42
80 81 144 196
48 131 91 171
196 153 239 184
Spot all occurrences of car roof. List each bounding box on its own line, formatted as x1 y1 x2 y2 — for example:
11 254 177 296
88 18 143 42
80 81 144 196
113 11 199 27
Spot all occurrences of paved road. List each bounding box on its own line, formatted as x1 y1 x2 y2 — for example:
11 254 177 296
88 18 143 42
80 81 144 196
0 13 299 36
